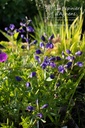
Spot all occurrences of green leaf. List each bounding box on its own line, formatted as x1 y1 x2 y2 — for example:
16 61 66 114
13 32 19 40
0 30 11 41
40 119 46 123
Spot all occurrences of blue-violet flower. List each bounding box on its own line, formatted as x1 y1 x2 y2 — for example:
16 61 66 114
58 65 65 73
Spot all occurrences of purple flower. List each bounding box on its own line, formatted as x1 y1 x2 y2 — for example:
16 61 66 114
58 65 65 73
34 55 41 63
50 74 55 79
9 32 14 36
5 27 8 31
26 82 31 87
66 49 71 54
48 34 54 40
40 42 45 48
50 62 56 68
26 26 34 32
26 106 34 111
46 42 54 49
41 62 47 69
29 72 36 78
75 51 82 56
56 56 61 61
66 56 75 61
36 49 42 54
20 22 26 27
41 56 50 69
56 82 60 87
41 35 45 41
25 38 29 43
76 62 83 67
49 57 56 61
37 113 43 118
62 51 65 58
30 40 37 45
32 40 37 44
41 104 48 109
21 45 26 49
0 52 8 62
65 62 72 68
9 24 15 30
18 28 25 33
21 34 24 39
44 56 50 64
15 76 22 81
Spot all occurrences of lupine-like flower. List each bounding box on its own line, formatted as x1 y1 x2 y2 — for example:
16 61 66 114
41 104 48 109
50 62 56 68
56 82 60 87
50 74 55 79
58 65 65 73
21 45 26 49
34 55 41 63
9 24 15 30
26 106 34 111
26 82 31 87
9 32 14 36
0 52 8 62
40 42 45 49
76 62 83 67
65 62 72 68
18 28 25 33
30 40 37 45
21 34 24 39
5 27 8 31
49 57 56 61
75 51 82 56
5 24 16 36
56 56 61 61
62 51 65 58
48 34 54 40
44 57 50 65
66 56 75 61
29 72 36 78
41 35 45 41
32 40 37 44
15 76 22 81
41 62 47 69
66 49 71 54
44 56 50 64
20 22 26 27
26 26 34 32
36 49 42 54
37 113 43 118
41 56 50 69
46 42 54 49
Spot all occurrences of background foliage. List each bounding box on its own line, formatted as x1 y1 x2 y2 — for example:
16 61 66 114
0 0 38 27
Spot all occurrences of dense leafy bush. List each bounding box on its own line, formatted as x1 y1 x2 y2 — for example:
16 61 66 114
0 0 38 26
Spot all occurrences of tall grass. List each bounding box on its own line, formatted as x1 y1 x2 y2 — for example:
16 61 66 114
33 7 84 54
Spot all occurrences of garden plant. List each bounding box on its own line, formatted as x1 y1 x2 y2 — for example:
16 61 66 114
0 10 85 128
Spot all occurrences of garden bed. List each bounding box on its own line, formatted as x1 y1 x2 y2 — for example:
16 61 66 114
0 12 85 128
